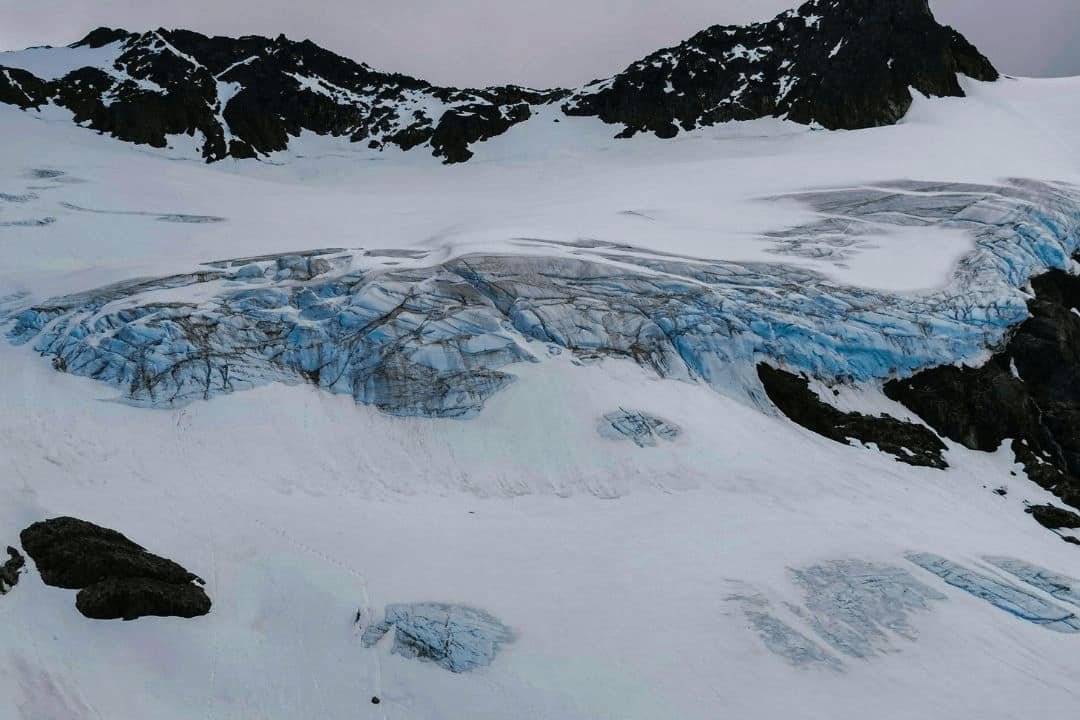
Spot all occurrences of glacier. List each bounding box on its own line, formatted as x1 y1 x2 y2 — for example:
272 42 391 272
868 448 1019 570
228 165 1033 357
5 179 1080 417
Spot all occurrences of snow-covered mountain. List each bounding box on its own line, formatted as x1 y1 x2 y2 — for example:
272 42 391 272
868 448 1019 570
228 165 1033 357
3 1 1080 718
1 0 995 162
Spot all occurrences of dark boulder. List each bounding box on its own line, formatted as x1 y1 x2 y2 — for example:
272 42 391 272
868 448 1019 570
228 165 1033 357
758 363 948 469
76 576 212 620
20 516 197 589
19 517 210 620
1 546 25 594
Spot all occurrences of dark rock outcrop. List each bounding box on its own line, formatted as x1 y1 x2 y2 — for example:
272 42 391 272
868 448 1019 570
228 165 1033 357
1027 504 1080 531
0 546 25 594
20 517 210 620
0 66 50 109
0 27 561 164
0 0 997 162
74 576 211 620
758 364 948 469
885 266 1080 513
563 0 997 137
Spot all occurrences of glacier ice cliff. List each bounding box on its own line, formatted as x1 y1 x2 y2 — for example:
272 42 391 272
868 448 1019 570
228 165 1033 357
5 179 1080 418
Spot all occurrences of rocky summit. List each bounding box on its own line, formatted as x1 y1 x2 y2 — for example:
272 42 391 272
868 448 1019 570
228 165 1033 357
564 0 997 136
0 0 995 163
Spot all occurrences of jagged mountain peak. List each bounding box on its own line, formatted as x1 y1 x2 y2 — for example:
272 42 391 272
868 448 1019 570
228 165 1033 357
0 0 996 163
566 0 997 136
70 27 133 49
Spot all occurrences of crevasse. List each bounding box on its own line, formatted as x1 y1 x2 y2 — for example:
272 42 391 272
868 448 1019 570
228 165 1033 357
5 179 1080 417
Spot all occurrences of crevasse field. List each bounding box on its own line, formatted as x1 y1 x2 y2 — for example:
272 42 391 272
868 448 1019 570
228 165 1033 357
2 63 1080 718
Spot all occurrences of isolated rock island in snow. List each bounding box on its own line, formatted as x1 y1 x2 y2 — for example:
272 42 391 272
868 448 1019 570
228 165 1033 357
19 517 211 620
0 0 995 162
0 546 25 595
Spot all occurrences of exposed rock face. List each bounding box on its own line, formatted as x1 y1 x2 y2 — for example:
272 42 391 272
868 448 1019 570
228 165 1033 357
0 67 50 109
758 364 947 469
1027 505 1080 531
0 0 997 161
885 264 1080 513
565 0 996 137
74 576 211 621
0 27 558 164
19 517 210 620
0 546 25 594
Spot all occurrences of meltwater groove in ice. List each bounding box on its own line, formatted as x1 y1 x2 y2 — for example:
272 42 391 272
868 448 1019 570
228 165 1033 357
907 553 1080 633
4 180 1080 417
744 609 842 669
790 560 946 658
732 559 945 668
984 557 1080 609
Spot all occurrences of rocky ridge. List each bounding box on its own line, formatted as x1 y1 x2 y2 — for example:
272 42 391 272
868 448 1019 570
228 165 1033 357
0 0 996 163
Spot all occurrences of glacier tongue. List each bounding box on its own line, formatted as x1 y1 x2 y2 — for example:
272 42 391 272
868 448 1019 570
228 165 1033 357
5 179 1080 417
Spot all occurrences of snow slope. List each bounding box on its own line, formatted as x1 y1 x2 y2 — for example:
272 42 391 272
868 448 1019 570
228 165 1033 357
2 73 1080 719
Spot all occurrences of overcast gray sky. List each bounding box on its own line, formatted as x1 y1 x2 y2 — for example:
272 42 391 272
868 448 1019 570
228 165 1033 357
2 1 1078 87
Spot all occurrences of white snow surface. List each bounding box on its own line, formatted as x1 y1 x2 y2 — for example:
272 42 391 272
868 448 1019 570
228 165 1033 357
0 41 126 81
2 75 1080 718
